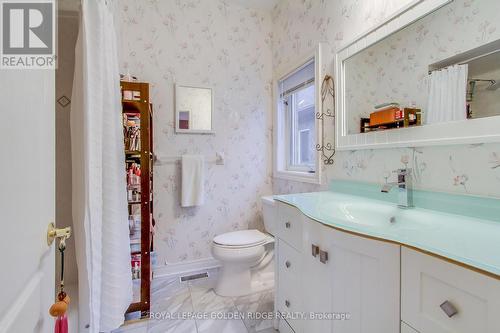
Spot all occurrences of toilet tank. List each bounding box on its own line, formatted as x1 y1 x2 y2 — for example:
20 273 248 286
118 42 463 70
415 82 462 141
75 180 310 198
261 196 277 236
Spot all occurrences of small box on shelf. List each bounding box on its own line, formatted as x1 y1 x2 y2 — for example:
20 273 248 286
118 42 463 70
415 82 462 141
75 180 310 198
360 108 422 133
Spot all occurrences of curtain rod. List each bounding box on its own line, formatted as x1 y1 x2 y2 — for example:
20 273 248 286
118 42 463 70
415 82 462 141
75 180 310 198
428 49 500 74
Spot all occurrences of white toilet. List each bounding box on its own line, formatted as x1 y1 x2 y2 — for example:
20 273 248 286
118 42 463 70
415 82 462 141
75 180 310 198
212 196 276 297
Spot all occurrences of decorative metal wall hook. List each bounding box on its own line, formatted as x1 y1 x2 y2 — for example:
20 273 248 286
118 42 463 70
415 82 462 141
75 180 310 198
316 142 335 165
316 75 336 165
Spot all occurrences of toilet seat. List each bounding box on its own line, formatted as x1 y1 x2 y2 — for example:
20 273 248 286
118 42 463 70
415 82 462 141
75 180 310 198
212 229 275 297
213 229 273 248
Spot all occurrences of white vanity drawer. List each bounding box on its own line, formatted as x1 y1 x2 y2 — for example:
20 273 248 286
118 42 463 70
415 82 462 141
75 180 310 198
277 202 302 250
278 237 301 281
277 281 302 333
401 247 500 333
277 239 302 332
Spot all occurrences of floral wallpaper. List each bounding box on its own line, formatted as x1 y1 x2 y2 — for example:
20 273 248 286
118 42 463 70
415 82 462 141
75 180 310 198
344 0 500 133
272 0 500 198
115 0 500 269
115 0 274 266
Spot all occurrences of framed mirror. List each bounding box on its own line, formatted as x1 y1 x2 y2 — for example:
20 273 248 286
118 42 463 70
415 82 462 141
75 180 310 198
335 0 500 150
175 84 214 134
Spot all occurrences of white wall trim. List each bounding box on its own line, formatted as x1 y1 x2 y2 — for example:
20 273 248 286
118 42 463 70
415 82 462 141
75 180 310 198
154 258 221 279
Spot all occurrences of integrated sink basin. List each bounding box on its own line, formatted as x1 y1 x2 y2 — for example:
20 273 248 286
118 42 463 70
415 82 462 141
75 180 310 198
321 201 400 228
274 180 500 277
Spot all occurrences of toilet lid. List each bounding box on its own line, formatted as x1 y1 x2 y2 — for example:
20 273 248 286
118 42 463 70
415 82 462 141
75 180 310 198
213 230 269 247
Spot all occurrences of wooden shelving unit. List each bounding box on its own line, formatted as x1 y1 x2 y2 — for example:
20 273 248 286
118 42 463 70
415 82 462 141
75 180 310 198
121 81 154 317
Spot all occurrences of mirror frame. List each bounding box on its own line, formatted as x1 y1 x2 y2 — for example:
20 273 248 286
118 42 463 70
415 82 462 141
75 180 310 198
335 0 500 150
175 84 215 135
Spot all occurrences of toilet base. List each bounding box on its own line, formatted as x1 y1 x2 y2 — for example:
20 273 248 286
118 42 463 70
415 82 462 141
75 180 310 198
214 264 252 297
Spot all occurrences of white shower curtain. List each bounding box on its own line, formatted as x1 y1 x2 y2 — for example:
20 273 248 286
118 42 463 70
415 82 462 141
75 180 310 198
71 1 132 332
426 64 468 124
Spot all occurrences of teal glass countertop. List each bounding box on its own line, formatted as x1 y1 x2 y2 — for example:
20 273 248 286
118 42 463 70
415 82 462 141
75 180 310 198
274 180 500 277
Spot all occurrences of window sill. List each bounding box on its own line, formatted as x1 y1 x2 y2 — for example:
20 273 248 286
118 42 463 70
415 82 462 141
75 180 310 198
273 169 321 185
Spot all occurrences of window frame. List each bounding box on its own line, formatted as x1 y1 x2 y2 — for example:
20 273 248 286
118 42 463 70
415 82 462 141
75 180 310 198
273 44 324 185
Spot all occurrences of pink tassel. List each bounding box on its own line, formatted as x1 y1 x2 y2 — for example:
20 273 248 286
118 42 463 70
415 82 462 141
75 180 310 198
54 315 68 333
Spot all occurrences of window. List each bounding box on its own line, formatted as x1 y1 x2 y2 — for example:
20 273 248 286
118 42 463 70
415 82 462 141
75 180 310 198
286 83 316 170
275 58 319 183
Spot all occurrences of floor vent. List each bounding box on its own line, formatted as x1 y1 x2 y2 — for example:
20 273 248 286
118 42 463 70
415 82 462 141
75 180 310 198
180 272 209 282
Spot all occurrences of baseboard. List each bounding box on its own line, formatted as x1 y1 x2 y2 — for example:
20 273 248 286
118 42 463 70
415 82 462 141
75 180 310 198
153 257 221 279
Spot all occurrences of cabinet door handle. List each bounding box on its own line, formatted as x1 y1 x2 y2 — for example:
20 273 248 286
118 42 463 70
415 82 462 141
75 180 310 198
285 260 291 268
285 222 291 229
285 300 291 308
312 244 319 257
440 300 458 318
319 250 329 264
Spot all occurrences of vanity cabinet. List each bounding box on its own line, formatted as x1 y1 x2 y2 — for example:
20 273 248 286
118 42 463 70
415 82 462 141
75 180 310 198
275 200 500 333
401 247 500 333
275 202 400 333
328 220 400 333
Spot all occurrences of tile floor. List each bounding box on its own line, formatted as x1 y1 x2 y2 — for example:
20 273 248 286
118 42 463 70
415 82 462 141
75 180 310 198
113 268 277 333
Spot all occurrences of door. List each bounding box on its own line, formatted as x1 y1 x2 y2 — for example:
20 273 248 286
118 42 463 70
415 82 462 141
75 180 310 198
330 228 400 333
302 217 334 333
402 247 500 333
0 69 55 332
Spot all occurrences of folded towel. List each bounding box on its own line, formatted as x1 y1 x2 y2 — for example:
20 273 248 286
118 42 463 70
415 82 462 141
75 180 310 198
181 155 205 207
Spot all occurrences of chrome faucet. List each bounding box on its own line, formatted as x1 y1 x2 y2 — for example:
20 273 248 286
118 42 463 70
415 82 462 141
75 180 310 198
381 168 413 208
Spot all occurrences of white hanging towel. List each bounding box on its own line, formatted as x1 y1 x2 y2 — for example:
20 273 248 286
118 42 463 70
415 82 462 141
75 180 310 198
426 64 468 125
182 155 205 207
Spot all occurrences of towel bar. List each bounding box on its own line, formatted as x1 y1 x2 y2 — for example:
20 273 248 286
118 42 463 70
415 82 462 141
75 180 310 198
154 153 224 165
